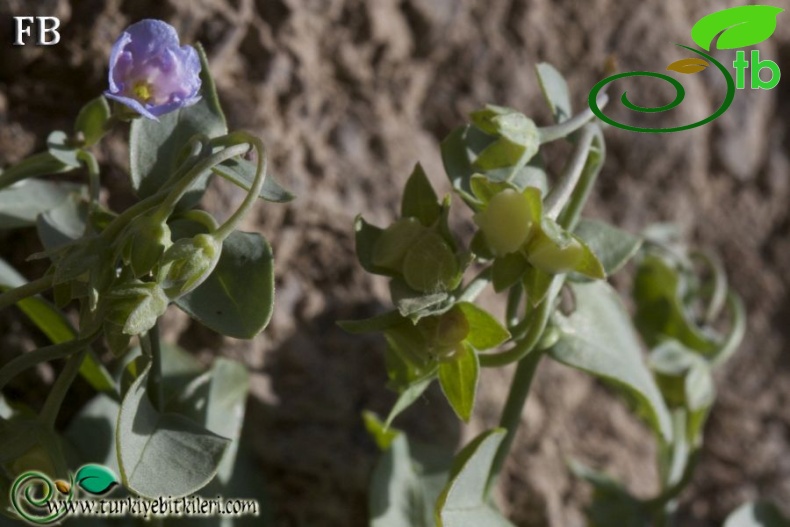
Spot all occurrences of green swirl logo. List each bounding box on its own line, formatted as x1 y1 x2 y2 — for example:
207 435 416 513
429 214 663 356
588 5 784 134
10 471 73 525
9 464 118 524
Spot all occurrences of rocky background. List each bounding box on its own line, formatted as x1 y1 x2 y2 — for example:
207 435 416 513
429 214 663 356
1 0 789 525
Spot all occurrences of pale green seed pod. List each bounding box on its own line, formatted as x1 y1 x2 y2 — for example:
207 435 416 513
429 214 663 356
402 231 460 293
474 189 536 256
418 306 470 359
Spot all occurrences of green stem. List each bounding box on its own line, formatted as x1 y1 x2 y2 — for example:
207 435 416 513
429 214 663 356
537 93 608 144
0 338 90 393
485 347 545 495
213 133 267 241
39 348 88 428
457 267 492 303
556 124 605 231
505 283 523 329
158 142 252 224
479 277 560 367
0 275 54 312
544 125 596 219
141 323 165 412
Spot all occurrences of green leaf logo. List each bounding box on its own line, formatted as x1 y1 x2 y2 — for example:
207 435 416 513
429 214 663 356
75 464 119 495
691 5 784 51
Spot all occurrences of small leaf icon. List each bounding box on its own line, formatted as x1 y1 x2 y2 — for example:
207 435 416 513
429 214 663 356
55 480 71 495
667 58 710 74
75 465 118 495
691 5 784 51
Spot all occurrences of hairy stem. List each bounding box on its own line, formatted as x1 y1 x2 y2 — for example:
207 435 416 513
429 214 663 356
538 93 608 144
0 275 54 312
0 338 90 393
544 125 596 219
213 133 267 241
485 347 545 495
556 124 605 231
457 267 492 303
39 348 88 429
141 322 165 412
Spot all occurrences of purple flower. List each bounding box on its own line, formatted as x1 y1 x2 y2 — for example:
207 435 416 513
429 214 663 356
105 19 201 120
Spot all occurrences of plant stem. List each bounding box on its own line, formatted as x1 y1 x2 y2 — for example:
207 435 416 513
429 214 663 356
457 267 492 303
485 347 545 495
479 277 560 367
142 322 165 412
0 338 90 393
556 124 605 231
544 125 596 219
213 133 267 241
0 275 54 312
537 93 608 144
39 347 88 428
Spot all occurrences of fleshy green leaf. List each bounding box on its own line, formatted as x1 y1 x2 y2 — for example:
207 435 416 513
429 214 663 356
116 363 230 498
691 5 784 51
0 180 82 230
74 96 111 147
46 131 81 168
569 461 651 527
573 219 642 277
370 434 449 527
176 231 274 339
724 502 789 527
355 216 398 276
129 43 227 205
438 343 479 422
536 63 572 123
212 157 295 203
36 193 88 250
456 303 510 350
75 464 119 495
551 281 673 442
402 163 441 226
0 152 73 192
435 429 514 527
633 254 719 355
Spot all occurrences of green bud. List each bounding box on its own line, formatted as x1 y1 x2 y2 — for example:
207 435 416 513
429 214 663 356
526 219 585 275
417 306 470 358
160 234 222 299
536 326 561 351
106 280 169 336
402 230 461 293
372 217 426 271
474 189 536 256
121 215 173 278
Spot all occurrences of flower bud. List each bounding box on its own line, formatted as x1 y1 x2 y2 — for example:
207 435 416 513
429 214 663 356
159 234 222 299
106 280 169 335
372 217 426 272
474 189 536 256
121 215 172 278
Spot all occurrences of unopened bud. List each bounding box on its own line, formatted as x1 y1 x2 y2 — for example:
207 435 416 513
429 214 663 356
160 234 222 299
418 306 470 358
402 231 461 293
121 215 172 278
106 280 169 335
526 219 585 275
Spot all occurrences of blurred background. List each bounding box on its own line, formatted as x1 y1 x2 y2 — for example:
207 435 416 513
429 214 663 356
1 0 789 525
